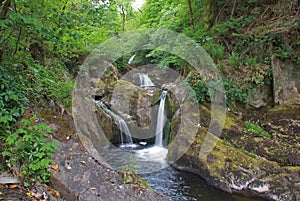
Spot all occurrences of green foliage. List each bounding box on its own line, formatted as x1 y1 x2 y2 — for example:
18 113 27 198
188 73 208 103
13 61 73 109
146 50 187 70
0 66 28 138
223 76 253 106
188 72 254 106
245 56 257 69
119 165 149 189
118 155 149 189
217 61 227 73
2 116 59 186
53 81 74 109
228 52 242 69
244 122 271 138
214 16 255 37
203 42 225 62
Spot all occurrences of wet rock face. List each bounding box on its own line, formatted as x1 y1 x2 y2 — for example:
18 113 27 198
87 62 163 143
50 141 171 201
109 80 157 127
168 104 300 201
95 103 114 141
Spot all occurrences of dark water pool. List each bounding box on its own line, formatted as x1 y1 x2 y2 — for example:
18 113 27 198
143 166 269 201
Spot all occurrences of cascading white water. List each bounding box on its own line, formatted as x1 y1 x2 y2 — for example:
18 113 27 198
138 73 155 88
118 119 133 145
128 54 136 64
97 101 133 145
155 91 167 147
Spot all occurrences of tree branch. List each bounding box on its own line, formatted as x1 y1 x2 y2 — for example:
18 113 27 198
13 27 22 56
187 0 195 31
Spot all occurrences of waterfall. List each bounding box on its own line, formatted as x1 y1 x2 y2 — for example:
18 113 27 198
138 73 155 88
155 91 167 147
128 54 136 64
97 101 133 145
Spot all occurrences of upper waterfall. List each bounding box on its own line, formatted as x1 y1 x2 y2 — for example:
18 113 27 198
128 54 136 64
137 73 155 88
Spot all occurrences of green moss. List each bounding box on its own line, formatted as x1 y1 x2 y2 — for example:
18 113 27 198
244 121 271 138
284 166 300 172
151 90 162 106
97 79 106 86
199 104 236 130
187 127 271 176
267 104 300 120
268 105 300 112
224 113 237 129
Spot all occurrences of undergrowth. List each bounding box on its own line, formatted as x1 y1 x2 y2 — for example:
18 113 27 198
2 116 58 187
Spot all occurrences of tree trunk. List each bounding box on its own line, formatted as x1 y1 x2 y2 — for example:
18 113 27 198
121 6 126 31
187 0 195 31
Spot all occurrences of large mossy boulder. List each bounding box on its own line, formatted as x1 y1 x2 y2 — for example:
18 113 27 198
167 103 300 201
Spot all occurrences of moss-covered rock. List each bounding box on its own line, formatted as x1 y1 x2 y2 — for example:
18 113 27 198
168 103 300 201
222 104 300 166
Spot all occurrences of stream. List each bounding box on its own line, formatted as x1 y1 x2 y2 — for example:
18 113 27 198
101 144 269 201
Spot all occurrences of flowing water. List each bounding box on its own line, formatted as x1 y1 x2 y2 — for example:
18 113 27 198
137 73 155 87
128 54 136 64
97 101 133 145
155 91 167 147
144 166 268 201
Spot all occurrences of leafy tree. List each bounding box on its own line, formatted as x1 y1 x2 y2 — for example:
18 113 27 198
114 0 134 31
0 0 122 186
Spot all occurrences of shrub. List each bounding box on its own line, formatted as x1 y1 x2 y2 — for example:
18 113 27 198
0 65 28 141
245 56 258 69
223 76 253 106
2 116 59 186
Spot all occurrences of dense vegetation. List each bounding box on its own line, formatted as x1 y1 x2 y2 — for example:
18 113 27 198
1 0 298 188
